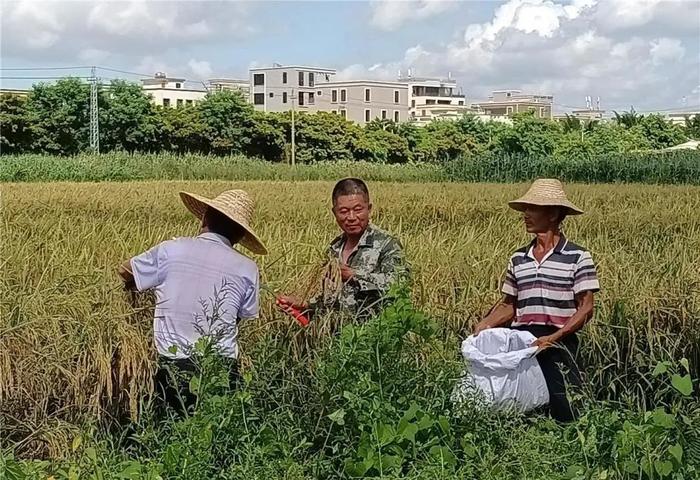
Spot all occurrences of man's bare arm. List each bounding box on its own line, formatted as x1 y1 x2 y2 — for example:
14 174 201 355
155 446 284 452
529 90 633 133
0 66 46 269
118 259 136 291
533 291 594 348
473 295 516 335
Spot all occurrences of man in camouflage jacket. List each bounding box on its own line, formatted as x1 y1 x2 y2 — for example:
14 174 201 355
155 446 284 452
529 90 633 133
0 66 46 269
278 178 408 320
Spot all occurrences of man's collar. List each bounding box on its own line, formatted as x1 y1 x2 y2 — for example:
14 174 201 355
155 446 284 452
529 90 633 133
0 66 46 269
331 224 375 251
198 231 232 248
525 233 567 259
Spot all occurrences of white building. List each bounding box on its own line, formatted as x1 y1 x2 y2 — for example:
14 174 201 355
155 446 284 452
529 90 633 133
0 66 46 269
208 78 250 97
402 73 467 121
249 65 337 112
315 80 409 124
141 72 207 107
473 90 553 119
665 111 699 126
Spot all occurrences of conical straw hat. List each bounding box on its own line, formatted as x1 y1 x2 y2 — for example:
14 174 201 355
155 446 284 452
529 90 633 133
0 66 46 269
508 179 583 216
179 189 268 255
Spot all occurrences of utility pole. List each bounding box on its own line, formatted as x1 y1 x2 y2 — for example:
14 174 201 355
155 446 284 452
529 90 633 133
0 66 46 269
290 88 296 166
89 66 100 154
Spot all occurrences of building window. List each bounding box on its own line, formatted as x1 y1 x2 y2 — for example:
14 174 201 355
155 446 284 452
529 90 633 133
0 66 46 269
283 92 288 103
421 110 426 117
186 100 193 106
309 72 314 87
298 92 304 106
269 92 274 98
298 71 304 86
340 109 347 119
438 100 450 105
506 92 512 97
394 111 399 122
458 100 464 105
365 109 370 122
282 72 287 84
506 106 513 115
539 107 545 117
175 83 181 89
394 90 400 104
163 98 170 107
332 89 338 103
340 89 347 102
317 90 322 96
253 93 264 105
364 88 371 102
253 74 264 86
177 99 183 107
411 100 416 108
426 99 436 105
381 110 387 120
308 92 315 104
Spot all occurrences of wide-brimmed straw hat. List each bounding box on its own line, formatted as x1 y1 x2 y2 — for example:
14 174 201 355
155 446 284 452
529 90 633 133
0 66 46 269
508 179 583 216
179 189 268 255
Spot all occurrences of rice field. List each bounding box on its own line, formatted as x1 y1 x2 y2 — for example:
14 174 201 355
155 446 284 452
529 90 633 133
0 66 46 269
2 179 700 462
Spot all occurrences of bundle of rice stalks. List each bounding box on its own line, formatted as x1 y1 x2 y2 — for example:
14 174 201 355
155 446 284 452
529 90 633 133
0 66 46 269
289 256 343 310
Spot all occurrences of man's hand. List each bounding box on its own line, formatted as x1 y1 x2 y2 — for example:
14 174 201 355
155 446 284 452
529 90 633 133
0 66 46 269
340 264 355 282
276 295 307 314
532 334 559 350
473 320 492 337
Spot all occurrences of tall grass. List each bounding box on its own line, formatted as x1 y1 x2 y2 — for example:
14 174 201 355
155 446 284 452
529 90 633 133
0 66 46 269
1 150 700 184
2 180 700 457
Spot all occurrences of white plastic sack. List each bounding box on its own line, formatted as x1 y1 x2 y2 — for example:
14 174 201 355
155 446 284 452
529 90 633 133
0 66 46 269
452 328 549 412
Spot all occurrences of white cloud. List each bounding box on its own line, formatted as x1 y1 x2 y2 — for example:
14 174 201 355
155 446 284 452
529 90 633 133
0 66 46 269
650 38 685 65
346 0 700 110
1 1 257 63
187 59 213 79
370 0 457 31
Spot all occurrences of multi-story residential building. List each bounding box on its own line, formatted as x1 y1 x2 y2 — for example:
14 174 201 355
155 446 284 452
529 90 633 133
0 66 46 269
315 80 409 124
249 64 337 112
0 88 29 98
473 89 553 119
554 108 606 122
141 72 206 107
665 110 699 126
208 78 249 97
402 74 466 118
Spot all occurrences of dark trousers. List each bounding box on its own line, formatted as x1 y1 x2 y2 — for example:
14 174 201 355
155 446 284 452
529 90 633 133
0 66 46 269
512 325 582 423
154 356 240 416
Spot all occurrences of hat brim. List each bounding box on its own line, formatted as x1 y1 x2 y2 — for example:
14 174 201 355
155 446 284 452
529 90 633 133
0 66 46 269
508 199 584 216
179 191 268 255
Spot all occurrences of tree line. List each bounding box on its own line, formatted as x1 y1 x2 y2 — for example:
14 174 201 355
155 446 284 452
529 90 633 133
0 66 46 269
1 78 697 162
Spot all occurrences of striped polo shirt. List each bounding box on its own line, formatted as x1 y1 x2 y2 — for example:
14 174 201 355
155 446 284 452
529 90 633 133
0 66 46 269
502 235 600 328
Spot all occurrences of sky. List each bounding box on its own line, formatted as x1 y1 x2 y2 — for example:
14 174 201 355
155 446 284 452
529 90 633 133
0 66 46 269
1 0 699 113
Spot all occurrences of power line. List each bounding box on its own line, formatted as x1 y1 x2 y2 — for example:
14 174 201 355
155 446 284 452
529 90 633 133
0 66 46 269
0 66 91 71
0 76 92 80
95 66 152 78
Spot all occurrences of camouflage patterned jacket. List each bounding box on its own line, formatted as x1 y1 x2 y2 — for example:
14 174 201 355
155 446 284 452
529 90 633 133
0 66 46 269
312 224 408 318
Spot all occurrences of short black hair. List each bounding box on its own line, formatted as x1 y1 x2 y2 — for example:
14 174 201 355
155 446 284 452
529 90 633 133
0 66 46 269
203 208 246 244
332 178 370 204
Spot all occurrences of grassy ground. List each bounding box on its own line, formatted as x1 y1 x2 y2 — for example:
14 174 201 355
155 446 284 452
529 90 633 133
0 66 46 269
2 180 699 477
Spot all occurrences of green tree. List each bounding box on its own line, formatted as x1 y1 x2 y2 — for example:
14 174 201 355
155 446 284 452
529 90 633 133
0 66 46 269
290 111 360 163
0 94 31 154
199 90 255 155
354 128 411 164
613 108 643 128
586 122 651 154
101 80 161 152
684 115 700 139
25 78 90 155
247 111 287 162
637 114 687 149
159 105 207 153
496 112 562 156
415 120 477 163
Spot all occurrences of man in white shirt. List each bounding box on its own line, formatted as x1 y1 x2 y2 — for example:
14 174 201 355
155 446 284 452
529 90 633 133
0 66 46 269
118 189 267 413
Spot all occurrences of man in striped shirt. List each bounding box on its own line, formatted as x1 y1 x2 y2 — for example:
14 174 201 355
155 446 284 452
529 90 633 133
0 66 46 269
474 179 599 422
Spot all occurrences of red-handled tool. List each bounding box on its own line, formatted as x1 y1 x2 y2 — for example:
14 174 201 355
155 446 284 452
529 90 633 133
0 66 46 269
275 298 310 327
